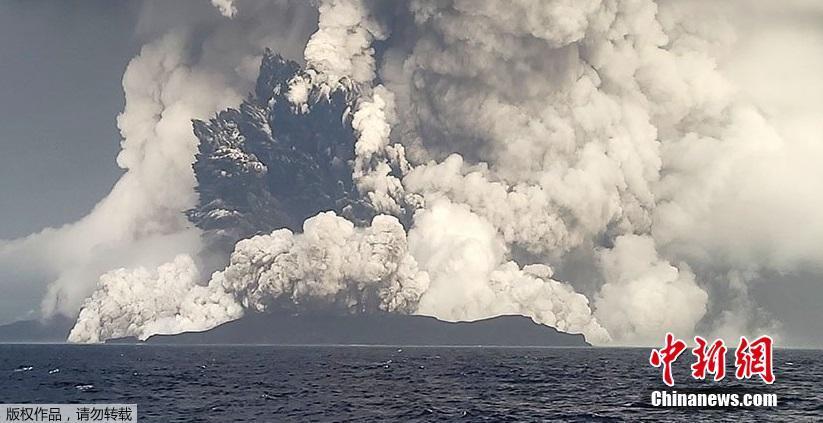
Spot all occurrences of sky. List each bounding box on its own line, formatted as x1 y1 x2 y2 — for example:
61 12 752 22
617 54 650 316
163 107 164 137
0 1 143 239
0 0 821 347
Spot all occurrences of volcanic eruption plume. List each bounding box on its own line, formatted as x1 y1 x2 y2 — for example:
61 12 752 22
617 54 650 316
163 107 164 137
8 0 822 346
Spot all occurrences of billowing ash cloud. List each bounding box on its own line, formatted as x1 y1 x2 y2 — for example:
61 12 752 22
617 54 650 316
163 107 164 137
303 0 388 85
186 52 369 244
0 0 319 321
351 85 421 218
70 212 428 343
68 255 242 343
409 199 610 344
211 0 237 18
17 0 823 346
214 212 428 314
594 235 707 345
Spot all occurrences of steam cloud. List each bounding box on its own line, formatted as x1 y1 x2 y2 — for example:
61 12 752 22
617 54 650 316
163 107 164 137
4 0 821 346
0 0 318 320
211 0 237 18
69 212 427 343
68 255 242 343
214 212 428 315
409 199 610 343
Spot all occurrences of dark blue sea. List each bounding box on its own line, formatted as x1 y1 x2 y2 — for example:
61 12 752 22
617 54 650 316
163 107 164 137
0 345 819 422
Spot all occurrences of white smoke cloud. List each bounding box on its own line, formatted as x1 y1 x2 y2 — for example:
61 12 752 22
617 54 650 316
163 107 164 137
71 212 430 343
705 269 782 345
12 0 823 347
68 255 242 343
211 0 237 18
351 85 421 216
650 2 823 272
409 199 610 344
213 212 429 314
376 0 823 344
594 235 707 345
378 0 665 268
373 1 675 344
16 31 243 320
72 202 611 344
0 0 317 323
303 0 387 85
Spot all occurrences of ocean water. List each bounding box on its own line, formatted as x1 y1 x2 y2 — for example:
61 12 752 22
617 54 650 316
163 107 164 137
0 345 819 422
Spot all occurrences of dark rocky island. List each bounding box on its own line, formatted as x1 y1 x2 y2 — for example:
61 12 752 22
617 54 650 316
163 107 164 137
117 312 590 347
0 316 74 343
0 312 591 346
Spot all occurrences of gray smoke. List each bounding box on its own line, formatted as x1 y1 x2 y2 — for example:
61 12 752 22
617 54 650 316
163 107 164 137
0 0 318 321
30 0 823 345
68 212 427 343
68 255 242 343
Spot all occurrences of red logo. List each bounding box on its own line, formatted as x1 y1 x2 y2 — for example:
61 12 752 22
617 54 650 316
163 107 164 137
692 336 727 381
649 333 687 387
650 333 775 386
735 335 775 384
